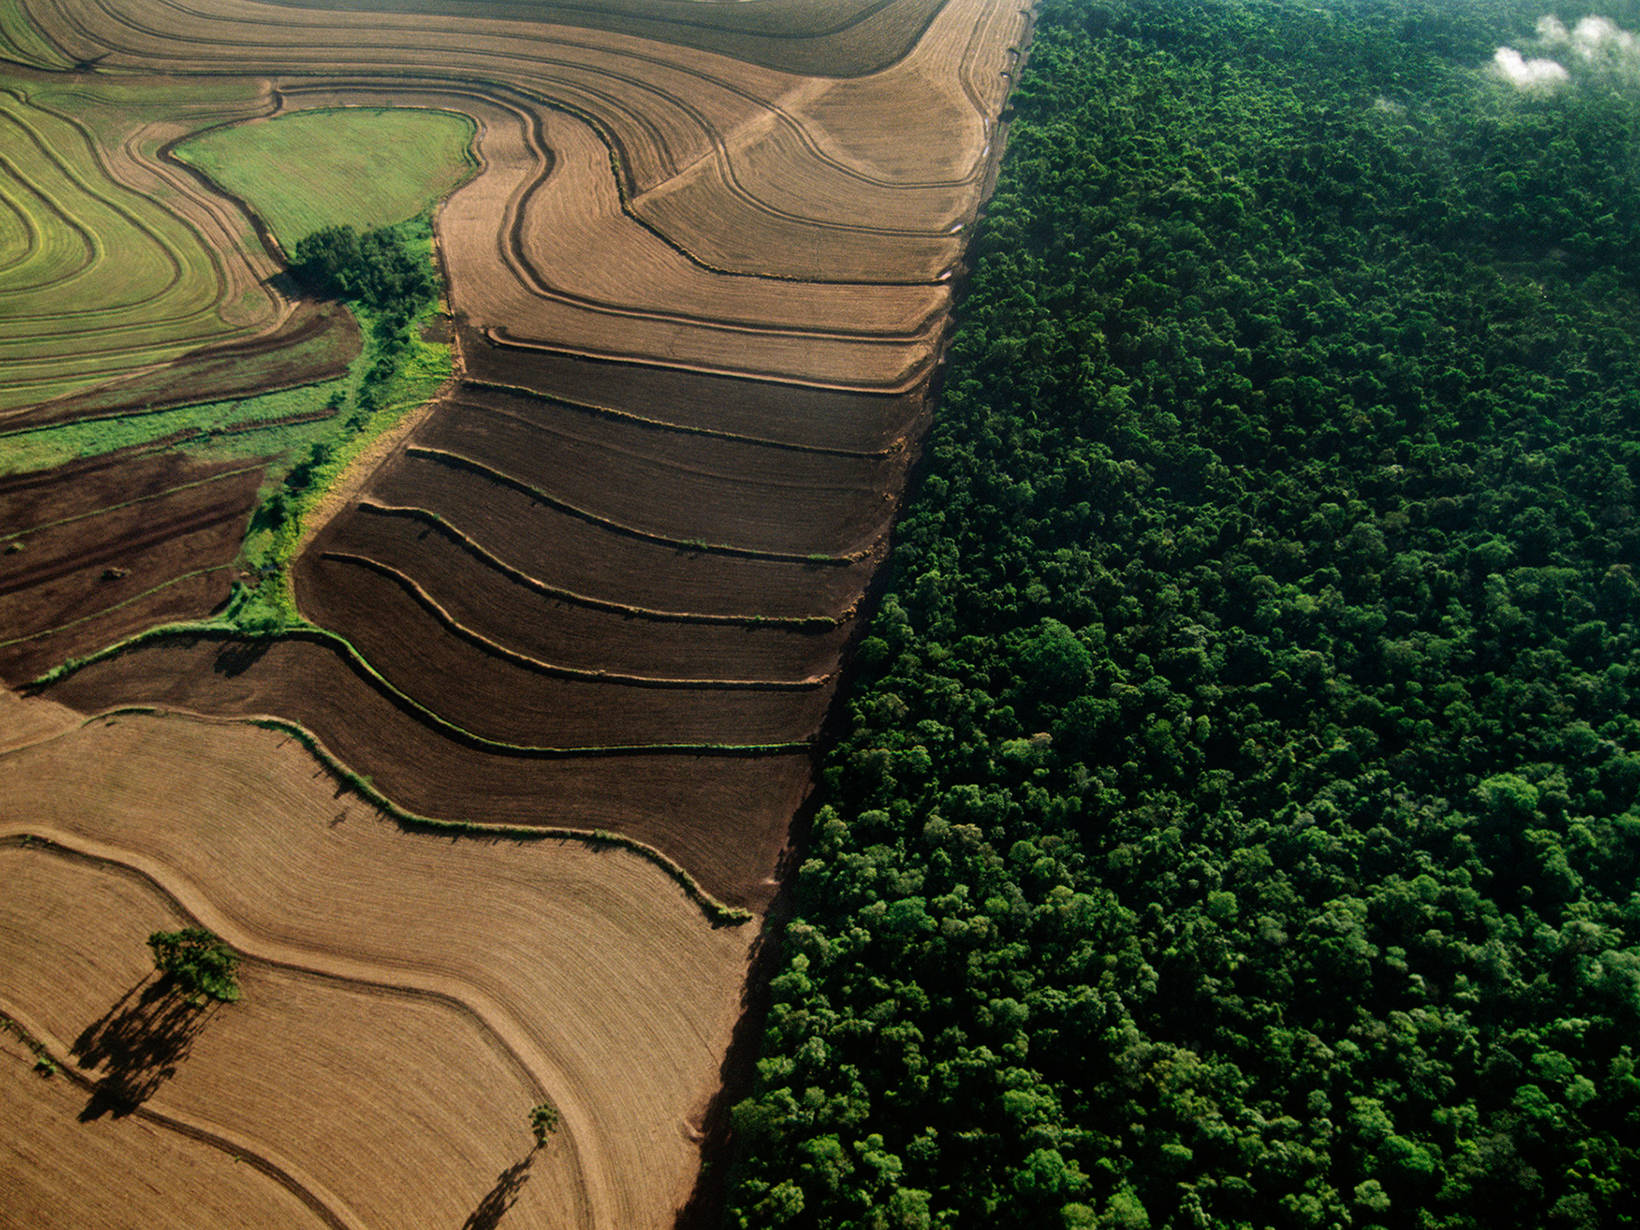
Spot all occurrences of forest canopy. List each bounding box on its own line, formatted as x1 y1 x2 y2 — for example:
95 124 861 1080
725 1 1640 1227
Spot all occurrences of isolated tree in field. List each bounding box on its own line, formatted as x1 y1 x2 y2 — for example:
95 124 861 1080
147 927 241 1004
528 1100 560 1147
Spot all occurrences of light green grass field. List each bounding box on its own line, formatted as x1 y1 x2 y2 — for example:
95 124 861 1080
174 107 478 251
0 86 264 412
0 1 73 70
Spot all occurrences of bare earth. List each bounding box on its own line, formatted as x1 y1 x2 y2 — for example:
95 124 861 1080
1 0 1028 1223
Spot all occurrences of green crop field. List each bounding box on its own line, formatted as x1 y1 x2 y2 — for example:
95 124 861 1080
0 0 72 70
0 85 267 413
174 107 478 251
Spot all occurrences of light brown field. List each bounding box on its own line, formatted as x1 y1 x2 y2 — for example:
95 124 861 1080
0 710 756 1228
2 0 1028 1223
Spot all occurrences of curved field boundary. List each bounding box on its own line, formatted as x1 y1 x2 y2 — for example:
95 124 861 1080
353 501 838 629
0 985 359 1230
0 833 598 1227
0 87 283 411
9 703 751 922
0 461 261 542
406 445 863 564
28 621 813 758
461 376 902 459
0 564 232 651
320 549 831 690
251 0 949 79
479 326 935 394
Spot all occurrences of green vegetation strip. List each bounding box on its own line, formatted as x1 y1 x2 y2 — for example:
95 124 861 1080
322 550 829 690
356 502 838 630
31 622 810 758
407 445 862 564
74 707 750 927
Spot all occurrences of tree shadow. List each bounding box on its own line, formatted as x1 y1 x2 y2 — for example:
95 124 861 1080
214 638 271 678
461 1152 536 1230
72 974 218 1120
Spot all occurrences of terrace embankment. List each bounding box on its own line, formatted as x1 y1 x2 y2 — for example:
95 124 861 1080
7 0 1031 1223
0 447 267 682
0 711 758 1229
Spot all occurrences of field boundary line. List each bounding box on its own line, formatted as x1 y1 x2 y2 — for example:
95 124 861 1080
407 444 866 563
353 501 839 628
320 550 831 690
0 832 610 1224
9 713 754 926
459 377 904 458
0 986 360 1230
0 564 233 650
0 463 263 541
27 621 813 756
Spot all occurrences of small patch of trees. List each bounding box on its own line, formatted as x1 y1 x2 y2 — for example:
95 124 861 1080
528 1100 560 1146
290 224 435 314
147 927 241 1004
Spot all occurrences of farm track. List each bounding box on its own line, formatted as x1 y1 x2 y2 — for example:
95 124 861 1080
4 0 1029 1223
0 711 762 1226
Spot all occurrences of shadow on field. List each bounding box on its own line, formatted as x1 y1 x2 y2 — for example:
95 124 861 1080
462 1152 535 1230
214 638 271 678
672 829 809 1230
72 974 218 1120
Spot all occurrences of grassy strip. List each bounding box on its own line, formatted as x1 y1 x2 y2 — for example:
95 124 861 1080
462 377 898 460
0 565 232 650
230 222 452 633
0 1009 58 1077
408 445 864 565
356 502 838 629
322 549 830 690
29 621 812 758
0 375 353 478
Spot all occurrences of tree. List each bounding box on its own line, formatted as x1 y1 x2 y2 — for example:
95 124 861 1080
528 1099 560 1146
147 928 240 1004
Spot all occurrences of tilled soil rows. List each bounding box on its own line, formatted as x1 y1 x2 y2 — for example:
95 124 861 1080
10 0 1030 1223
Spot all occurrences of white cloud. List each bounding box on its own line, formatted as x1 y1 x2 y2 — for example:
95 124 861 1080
1571 15 1638 58
1492 45 1571 88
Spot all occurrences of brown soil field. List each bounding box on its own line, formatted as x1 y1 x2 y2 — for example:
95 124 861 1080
3 0 1027 1221
460 339 926 455
1 1030 327 1229
351 449 877 616
0 843 579 1229
288 558 835 745
308 515 849 681
0 711 762 1226
41 641 810 910
417 386 904 556
0 453 265 683
256 0 949 78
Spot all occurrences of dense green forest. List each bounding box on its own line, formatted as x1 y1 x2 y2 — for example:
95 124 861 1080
723 1 1640 1227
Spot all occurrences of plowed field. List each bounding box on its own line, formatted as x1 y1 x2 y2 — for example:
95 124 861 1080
2 0 1027 1222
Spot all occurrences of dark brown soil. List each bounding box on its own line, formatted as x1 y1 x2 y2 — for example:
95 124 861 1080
44 635 811 911
304 511 849 680
0 455 266 683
